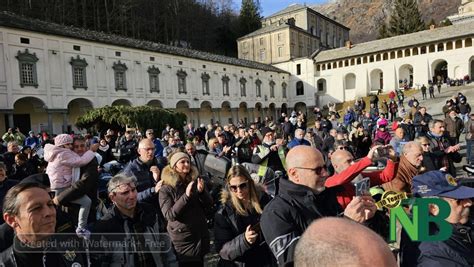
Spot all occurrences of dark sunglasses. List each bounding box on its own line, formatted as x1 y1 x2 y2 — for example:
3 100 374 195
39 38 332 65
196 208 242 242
294 165 328 175
229 182 248 192
338 146 348 150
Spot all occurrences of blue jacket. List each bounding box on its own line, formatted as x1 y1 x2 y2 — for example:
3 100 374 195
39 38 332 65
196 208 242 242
123 157 164 204
401 223 474 267
287 138 311 149
343 111 355 125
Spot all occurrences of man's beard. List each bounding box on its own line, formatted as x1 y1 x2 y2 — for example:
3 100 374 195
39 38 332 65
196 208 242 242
460 207 471 224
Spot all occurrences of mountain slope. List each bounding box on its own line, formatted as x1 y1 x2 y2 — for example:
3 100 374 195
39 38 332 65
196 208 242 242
312 0 461 43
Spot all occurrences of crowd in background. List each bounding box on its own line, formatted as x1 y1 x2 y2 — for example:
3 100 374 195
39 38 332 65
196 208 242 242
1 84 474 266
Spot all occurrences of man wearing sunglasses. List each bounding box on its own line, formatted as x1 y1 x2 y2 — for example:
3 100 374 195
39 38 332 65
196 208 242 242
401 171 474 266
261 146 377 266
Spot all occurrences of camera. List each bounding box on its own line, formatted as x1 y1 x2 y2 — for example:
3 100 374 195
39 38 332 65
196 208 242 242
374 146 390 158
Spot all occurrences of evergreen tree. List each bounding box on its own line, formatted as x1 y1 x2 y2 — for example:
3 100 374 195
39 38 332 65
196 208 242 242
388 0 425 37
426 18 437 29
440 18 452 27
239 0 261 36
377 23 390 39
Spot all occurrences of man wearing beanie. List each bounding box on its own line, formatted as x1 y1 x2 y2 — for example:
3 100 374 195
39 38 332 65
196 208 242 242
400 171 474 266
251 127 286 173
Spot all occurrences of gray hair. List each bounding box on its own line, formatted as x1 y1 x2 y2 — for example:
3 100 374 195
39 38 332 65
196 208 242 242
107 173 137 194
429 119 444 130
402 141 422 155
295 128 305 135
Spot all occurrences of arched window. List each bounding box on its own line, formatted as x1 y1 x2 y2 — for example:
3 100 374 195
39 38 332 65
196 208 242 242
296 81 304 96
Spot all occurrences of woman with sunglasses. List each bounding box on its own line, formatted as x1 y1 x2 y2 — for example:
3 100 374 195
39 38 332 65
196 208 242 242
415 136 436 172
214 165 275 267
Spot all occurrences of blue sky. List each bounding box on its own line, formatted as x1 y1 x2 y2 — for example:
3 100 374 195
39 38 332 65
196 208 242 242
234 1 329 17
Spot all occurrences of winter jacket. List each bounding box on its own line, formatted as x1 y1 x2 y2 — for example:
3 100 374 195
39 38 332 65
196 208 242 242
1 132 25 144
287 138 311 149
56 158 99 221
260 179 343 266
374 129 392 145
92 203 176 267
44 144 96 189
401 223 474 267
444 116 464 139
416 224 474 266
459 103 471 115
0 235 89 267
426 131 462 177
413 113 433 134
9 161 37 181
159 166 212 263
325 157 397 208
465 119 474 141
214 188 275 267
118 139 138 163
251 144 286 173
123 157 164 204
343 111 355 126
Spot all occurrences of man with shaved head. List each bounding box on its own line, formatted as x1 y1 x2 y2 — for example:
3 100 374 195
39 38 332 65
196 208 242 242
326 145 398 208
294 218 397 267
261 146 377 266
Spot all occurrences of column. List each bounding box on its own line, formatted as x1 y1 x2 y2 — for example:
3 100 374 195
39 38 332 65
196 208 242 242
62 112 68 133
212 108 219 124
231 108 238 125
47 111 53 134
0 109 14 130
216 109 222 124
190 109 196 126
191 108 201 127
247 108 252 124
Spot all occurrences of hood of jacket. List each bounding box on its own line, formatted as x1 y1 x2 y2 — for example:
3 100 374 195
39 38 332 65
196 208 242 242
43 143 68 162
161 164 199 188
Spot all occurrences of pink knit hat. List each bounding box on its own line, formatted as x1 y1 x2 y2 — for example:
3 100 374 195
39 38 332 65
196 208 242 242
54 134 73 147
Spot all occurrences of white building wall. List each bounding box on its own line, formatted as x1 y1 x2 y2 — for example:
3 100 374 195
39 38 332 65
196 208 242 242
0 27 289 133
316 42 474 103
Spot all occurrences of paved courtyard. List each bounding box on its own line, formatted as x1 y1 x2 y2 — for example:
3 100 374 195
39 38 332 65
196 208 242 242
413 83 474 176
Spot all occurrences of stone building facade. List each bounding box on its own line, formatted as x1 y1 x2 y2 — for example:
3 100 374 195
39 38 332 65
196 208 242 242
0 12 290 134
237 4 349 64
1 3 474 134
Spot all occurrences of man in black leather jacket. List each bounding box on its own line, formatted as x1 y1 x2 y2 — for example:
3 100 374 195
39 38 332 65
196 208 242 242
260 146 378 266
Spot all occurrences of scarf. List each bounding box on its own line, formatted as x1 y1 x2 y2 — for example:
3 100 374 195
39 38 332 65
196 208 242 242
98 144 109 152
382 155 419 193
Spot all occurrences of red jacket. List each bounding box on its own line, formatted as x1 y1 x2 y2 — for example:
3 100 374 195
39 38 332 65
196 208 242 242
325 157 398 209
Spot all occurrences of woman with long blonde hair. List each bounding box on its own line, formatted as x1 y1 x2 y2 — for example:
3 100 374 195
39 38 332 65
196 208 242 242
214 165 275 267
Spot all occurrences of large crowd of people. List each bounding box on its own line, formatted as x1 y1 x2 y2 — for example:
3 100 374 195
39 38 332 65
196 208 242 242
1 87 474 267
